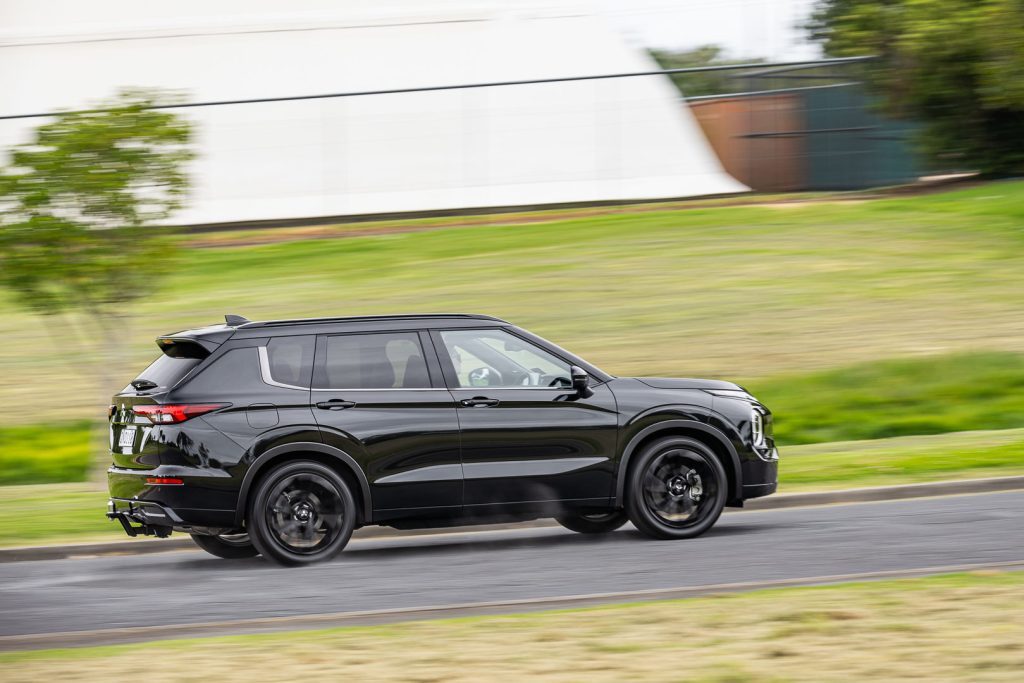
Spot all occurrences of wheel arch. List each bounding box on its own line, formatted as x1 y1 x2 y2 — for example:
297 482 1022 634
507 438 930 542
235 442 372 526
614 420 743 506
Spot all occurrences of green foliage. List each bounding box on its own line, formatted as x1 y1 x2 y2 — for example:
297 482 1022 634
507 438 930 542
807 0 1024 175
751 352 1024 445
0 89 192 319
649 45 764 97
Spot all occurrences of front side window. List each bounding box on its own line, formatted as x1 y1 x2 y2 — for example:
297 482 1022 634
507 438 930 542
315 332 431 389
439 329 571 388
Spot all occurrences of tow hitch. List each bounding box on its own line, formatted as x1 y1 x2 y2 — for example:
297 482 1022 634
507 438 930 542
107 500 173 538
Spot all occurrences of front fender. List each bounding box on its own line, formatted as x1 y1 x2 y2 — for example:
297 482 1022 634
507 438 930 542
614 419 743 504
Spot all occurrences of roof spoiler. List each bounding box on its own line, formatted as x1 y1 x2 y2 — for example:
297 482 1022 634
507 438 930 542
225 314 250 326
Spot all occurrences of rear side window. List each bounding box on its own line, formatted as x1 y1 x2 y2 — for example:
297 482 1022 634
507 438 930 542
315 332 431 389
180 348 266 396
128 355 202 391
265 335 314 388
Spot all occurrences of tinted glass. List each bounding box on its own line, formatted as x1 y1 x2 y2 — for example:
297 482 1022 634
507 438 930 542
317 332 431 389
266 335 314 387
439 329 571 388
129 355 202 391
182 347 266 395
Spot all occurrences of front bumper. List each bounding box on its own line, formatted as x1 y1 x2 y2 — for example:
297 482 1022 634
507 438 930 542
740 447 779 501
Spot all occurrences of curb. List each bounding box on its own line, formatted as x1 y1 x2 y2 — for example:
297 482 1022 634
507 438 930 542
3 475 1023 563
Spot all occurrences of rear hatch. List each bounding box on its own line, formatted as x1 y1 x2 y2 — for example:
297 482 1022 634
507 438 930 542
110 335 222 469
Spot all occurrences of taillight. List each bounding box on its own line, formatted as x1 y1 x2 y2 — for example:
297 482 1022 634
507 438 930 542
133 403 229 424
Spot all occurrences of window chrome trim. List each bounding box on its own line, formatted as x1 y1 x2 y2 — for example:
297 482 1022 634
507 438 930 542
310 387 447 392
257 346 309 391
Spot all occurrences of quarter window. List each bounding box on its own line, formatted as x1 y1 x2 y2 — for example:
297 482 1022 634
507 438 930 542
265 335 314 388
316 332 431 389
439 329 571 388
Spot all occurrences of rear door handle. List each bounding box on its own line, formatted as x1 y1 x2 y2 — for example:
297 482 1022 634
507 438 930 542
316 399 357 410
460 397 500 407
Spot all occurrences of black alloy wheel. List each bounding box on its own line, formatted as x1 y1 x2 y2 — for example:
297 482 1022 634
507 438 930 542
248 460 356 566
555 510 629 534
626 437 727 540
190 532 259 559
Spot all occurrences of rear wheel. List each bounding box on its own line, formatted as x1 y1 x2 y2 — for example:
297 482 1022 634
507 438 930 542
190 533 259 559
626 437 727 540
248 460 356 566
555 510 628 534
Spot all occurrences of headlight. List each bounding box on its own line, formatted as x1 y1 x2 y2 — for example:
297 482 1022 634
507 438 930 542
751 409 765 448
705 389 754 400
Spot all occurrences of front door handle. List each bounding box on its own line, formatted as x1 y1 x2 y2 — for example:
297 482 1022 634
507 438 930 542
316 399 357 411
460 397 500 407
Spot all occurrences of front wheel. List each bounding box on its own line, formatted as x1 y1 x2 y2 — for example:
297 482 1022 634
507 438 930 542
247 460 356 566
190 533 259 559
555 510 628 534
626 437 727 540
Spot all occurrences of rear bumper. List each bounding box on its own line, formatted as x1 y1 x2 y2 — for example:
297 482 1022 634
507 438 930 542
107 465 239 535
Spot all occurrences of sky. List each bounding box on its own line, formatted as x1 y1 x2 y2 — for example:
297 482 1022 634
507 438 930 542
599 0 822 60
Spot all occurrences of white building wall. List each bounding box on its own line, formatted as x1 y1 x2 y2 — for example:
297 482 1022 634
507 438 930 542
0 0 747 224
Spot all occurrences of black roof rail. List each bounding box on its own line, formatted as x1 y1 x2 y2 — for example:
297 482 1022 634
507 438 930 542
237 313 506 329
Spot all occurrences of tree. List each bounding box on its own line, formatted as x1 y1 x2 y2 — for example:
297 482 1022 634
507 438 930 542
0 89 193 463
650 45 766 98
806 0 1024 175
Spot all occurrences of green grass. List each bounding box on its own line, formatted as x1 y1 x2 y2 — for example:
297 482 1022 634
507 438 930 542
750 351 1024 444
0 422 93 485
781 427 1024 489
3 571 1023 681
1 180 1023 426
3 427 1022 547
0 483 114 547
4 350 1024 486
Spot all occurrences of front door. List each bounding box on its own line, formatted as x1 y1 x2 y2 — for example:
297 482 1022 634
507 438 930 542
432 327 619 512
311 330 462 517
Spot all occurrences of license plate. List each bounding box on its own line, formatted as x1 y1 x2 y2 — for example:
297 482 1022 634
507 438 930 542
118 427 137 449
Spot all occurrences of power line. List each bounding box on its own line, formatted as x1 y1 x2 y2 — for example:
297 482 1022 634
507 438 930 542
0 56 872 122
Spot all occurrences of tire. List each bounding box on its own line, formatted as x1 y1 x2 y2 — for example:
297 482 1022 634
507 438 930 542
190 533 259 559
555 510 629 534
247 460 356 566
626 437 728 540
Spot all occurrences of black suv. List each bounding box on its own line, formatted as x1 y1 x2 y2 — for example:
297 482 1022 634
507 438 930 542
108 314 778 564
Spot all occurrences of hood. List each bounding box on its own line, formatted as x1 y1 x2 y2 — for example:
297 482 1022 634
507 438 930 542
634 377 744 392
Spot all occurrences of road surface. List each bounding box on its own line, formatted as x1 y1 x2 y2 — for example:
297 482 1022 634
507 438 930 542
1 491 1021 649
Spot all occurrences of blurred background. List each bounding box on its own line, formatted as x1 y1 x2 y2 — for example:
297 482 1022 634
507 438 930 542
1 0 1023 679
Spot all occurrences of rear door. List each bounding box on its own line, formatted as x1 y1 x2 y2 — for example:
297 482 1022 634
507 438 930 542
432 327 618 511
310 330 462 516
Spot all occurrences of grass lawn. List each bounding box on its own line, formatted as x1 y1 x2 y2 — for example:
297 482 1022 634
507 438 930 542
1 181 1023 426
3 571 1023 681
3 428 1022 548
5 349 1024 485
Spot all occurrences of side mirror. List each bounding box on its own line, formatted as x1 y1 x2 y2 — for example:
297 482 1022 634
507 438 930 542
571 365 593 398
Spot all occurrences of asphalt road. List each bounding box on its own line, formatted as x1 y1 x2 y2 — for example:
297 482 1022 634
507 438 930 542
2 491 1022 648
